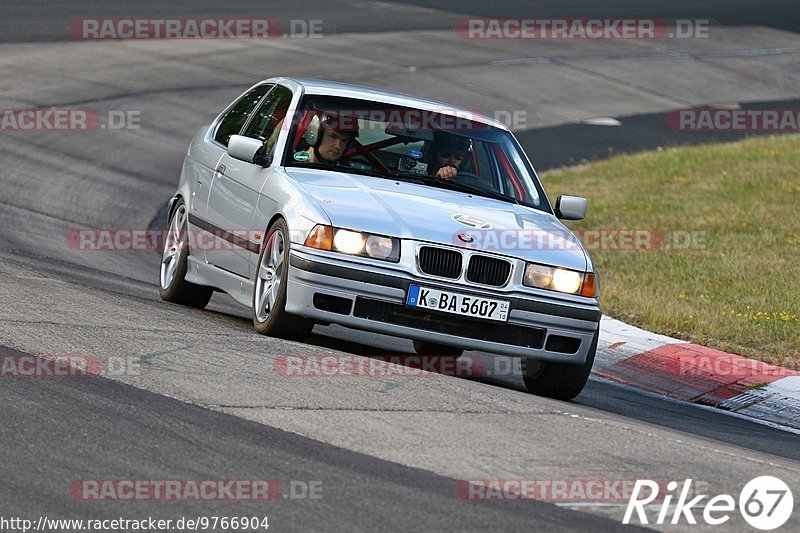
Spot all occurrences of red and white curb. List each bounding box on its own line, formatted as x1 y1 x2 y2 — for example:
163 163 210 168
594 316 800 430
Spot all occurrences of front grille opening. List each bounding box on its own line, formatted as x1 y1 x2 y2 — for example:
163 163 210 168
545 335 581 354
313 293 353 315
418 246 462 279
466 255 512 287
353 297 545 349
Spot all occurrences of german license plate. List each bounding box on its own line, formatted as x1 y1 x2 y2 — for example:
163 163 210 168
406 285 510 322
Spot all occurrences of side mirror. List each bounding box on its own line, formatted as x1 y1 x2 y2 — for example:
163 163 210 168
555 195 588 220
228 135 272 167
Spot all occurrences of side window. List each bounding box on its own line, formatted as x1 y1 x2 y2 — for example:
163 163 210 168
213 84 272 147
473 140 501 192
242 85 293 155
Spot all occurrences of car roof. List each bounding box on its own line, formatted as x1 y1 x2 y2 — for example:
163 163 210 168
261 76 509 131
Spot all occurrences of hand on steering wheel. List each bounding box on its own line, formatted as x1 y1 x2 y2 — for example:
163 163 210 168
435 165 458 180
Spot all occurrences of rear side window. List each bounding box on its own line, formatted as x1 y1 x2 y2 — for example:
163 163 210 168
213 84 271 146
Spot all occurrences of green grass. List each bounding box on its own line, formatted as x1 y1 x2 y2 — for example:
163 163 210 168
541 135 800 363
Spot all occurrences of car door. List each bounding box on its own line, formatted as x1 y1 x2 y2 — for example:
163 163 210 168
195 84 272 275
207 84 294 279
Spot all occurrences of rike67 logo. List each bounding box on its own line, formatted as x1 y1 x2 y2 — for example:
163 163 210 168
624 476 793 530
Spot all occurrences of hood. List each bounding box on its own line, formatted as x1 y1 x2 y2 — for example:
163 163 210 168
285 167 588 271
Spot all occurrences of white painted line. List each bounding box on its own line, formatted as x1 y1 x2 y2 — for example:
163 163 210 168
581 118 622 126
762 376 800 396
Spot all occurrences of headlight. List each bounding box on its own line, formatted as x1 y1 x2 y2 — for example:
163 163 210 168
365 235 394 260
523 264 553 288
552 268 582 294
305 225 400 262
523 263 598 297
333 229 364 255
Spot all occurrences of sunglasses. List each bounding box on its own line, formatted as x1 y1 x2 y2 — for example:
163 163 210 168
439 150 466 159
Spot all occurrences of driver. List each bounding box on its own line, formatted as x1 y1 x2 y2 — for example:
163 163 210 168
428 135 472 180
302 112 359 165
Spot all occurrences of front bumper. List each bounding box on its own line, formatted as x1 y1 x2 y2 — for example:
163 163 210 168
285 248 601 364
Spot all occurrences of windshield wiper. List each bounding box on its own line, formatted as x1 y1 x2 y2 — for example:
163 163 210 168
292 163 520 205
395 172 519 205
291 162 394 180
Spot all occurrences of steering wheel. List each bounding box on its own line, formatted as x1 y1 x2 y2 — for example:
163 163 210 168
346 157 376 172
450 171 493 192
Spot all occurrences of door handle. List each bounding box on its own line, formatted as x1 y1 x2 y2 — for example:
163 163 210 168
191 181 202 211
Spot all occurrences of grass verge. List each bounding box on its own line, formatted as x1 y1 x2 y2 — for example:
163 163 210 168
542 134 800 365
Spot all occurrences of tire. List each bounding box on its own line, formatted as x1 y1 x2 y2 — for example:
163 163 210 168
252 218 313 340
521 329 598 400
159 200 213 308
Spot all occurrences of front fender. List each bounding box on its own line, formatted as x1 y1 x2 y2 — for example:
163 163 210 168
255 168 331 244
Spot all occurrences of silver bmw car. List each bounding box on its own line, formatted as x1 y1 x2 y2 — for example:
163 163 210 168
160 77 601 399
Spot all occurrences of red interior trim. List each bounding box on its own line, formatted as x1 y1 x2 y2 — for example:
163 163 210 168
350 140 391 174
493 144 525 201
291 111 314 151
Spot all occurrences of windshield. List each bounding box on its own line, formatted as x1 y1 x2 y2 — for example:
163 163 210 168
282 96 549 211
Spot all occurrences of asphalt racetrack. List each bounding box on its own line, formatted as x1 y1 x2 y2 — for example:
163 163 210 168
1 1 799 531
